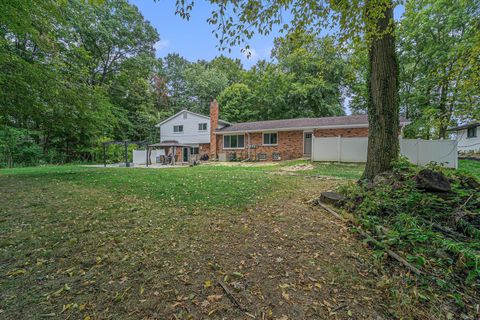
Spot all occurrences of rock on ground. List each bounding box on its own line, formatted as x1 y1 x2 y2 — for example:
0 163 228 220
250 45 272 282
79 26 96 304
415 168 451 192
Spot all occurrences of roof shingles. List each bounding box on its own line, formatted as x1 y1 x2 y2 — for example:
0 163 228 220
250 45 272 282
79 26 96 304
216 115 409 133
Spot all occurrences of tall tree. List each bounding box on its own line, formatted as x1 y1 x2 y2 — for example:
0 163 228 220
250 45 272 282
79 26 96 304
208 56 244 84
272 33 347 118
217 83 257 122
184 63 229 114
159 53 191 112
363 3 399 179
398 0 480 139
173 0 401 179
68 0 159 86
1 0 161 165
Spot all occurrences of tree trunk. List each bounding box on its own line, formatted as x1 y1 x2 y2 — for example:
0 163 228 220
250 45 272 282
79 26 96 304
363 3 399 180
437 80 450 139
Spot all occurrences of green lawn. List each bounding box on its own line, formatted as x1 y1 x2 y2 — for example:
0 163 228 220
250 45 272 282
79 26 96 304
0 162 371 319
275 160 365 179
459 159 480 179
0 165 281 211
1 160 478 319
0 165 290 319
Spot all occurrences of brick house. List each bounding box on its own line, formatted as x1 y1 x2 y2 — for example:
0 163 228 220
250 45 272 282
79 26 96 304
156 100 409 162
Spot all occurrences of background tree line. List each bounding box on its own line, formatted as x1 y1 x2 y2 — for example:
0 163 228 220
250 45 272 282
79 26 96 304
1 0 478 167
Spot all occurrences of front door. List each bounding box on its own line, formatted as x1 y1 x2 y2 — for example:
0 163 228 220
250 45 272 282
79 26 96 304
183 147 189 162
304 132 312 155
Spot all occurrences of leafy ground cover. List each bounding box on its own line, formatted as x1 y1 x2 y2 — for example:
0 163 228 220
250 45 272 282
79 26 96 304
336 159 480 318
0 161 478 319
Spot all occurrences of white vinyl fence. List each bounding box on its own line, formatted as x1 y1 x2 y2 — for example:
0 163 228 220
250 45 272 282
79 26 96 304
132 149 165 165
312 137 457 168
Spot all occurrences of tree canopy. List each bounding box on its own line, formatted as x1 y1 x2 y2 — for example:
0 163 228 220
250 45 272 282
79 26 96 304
1 0 478 168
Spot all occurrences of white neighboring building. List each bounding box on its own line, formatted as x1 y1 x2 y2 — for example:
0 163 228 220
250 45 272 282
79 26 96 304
448 122 480 153
154 102 230 157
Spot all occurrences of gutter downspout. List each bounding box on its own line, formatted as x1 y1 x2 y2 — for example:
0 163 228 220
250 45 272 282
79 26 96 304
247 133 251 160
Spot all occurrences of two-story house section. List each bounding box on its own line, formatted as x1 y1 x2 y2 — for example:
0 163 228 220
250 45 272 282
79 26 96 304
155 100 230 160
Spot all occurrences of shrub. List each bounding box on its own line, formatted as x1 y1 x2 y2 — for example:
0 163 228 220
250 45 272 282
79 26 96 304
339 161 480 289
0 126 43 168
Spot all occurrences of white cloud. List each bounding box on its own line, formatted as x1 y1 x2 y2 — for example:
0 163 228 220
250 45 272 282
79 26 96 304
154 39 170 52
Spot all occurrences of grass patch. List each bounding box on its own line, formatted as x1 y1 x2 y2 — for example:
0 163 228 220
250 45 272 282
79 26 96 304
0 165 279 211
0 164 309 319
2 160 474 318
459 159 480 179
275 160 364 179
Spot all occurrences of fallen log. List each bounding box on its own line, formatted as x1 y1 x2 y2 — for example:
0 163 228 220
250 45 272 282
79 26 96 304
315 201 423 276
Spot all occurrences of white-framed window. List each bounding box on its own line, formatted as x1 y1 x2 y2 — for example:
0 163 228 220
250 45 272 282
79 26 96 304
173 125 183 133
272 152 281 161
198 123 207 131
223 135 245 149
190 147 199 155
263 132 278 145
467 127 477 138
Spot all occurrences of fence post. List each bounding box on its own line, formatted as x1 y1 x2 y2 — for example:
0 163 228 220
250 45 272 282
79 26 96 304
124 141 129 167
416 138 421 166
103 143 106 167
399 134 403 157
311 134 315 161
337 136 342 162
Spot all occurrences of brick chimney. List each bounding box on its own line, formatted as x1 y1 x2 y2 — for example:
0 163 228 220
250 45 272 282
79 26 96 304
209 99 219 159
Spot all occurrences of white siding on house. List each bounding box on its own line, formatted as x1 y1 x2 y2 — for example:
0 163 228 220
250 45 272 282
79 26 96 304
159 111 224 145
455 128 480 153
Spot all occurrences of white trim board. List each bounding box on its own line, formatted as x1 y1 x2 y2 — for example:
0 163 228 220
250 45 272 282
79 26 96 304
155 109 231 128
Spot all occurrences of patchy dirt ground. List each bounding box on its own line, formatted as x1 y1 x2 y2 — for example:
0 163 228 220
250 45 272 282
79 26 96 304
180 180 388 319
0 166 436 319
280 163 315 172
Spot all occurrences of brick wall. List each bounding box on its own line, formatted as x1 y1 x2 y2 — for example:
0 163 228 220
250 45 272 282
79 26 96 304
209 100 219 159
216 130 304 161
199 143 210 157
174 146 182 162
314 127 369 137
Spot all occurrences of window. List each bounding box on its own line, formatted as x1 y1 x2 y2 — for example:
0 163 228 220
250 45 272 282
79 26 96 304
257 153 267 160
198 123 207 131
467 127 477 138
173 125 183 133
263 132 278 145
272 152 281 161
223 135 245 149
190 147 199 155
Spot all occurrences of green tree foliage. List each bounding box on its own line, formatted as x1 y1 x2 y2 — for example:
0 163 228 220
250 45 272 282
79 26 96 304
173 0 401 179
208 56 244 84
0 0 161 166
184 63 230 114
398 0 480 139
217 33 348 123
157 53 191 112
217 83 257 122
272 33 346 118
0 126 43 168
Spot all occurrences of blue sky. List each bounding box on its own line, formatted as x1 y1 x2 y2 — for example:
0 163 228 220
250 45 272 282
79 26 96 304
130 1 405 69
129 0 280 68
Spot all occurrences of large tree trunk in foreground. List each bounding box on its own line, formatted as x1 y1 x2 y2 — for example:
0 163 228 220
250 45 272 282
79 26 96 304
363 3 399 180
